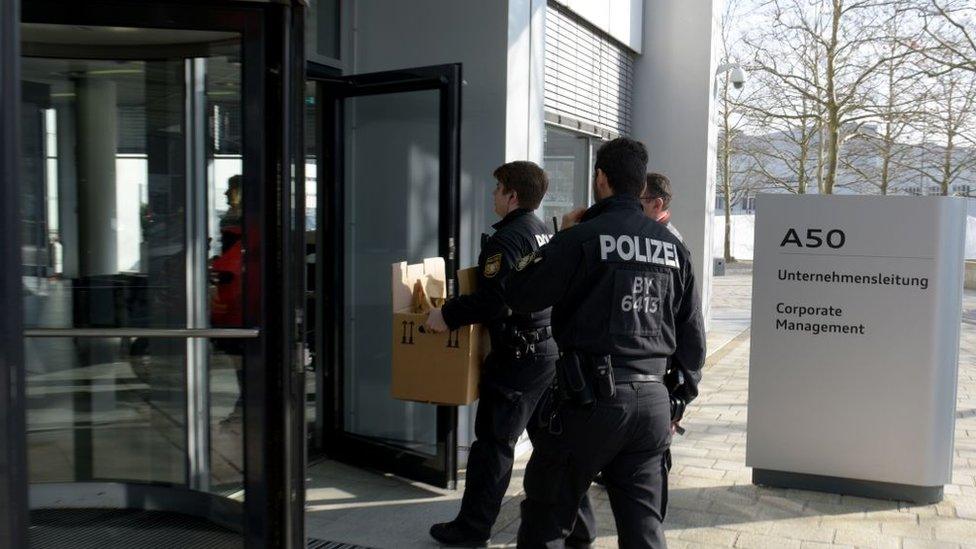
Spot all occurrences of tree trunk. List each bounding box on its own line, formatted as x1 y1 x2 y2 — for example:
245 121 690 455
880 125 892 195
816 123 826 194
823 0 842 195
719 74 735 263
824 112 840 194
723 131 733 262
798 129 809 195
724 193 733 262
880 153 890 195
943 133 953 196
881 55 895 197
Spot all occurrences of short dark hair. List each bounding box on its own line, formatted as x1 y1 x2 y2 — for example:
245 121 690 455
228 175 242 190
594 137 648 197
493 161 548 210
644 173 673 210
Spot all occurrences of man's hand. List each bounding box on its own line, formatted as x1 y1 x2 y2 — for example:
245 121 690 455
424 307 449 333
561 208 586 231
670 421 686 436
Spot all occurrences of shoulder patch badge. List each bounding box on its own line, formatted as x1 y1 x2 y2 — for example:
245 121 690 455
515 251 538 272
483 253 502 278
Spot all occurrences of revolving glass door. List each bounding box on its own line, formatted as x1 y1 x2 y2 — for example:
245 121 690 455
19 2 306 547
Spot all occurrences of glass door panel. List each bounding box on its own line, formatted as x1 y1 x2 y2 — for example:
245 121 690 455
20 55 189 330
343 90 440 454
25 336 187 484
310 63 461 488
20 21 248 507
16 3 306 547
305 80 324 456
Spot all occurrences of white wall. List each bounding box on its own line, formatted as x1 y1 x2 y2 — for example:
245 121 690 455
551 0 643 53
632 0 722 327
506 0 547 165
713 213 756 261
346 0 542 269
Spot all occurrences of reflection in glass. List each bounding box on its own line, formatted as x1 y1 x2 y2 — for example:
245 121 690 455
210 174 244 329
21 27 248 501
210 340 244 495
21 53 245 331
304 83 321 453
344 91 440 454
204 55 246 497
26 337 186 484
307 0 340 60
21 57 187 330
542 125 597 222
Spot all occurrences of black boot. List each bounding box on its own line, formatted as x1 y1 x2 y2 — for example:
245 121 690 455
429 520 489 547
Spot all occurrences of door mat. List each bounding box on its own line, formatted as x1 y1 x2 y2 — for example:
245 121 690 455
308 539 373 549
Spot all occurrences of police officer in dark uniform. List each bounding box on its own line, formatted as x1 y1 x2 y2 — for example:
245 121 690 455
426 161 596 547
504 138 706 548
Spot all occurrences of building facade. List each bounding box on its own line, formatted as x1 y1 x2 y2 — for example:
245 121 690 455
1 1 722 547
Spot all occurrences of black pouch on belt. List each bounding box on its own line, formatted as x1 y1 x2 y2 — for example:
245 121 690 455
557 352 593 406
591 355 615 399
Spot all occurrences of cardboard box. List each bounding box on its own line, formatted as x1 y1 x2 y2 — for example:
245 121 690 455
391 258 488 405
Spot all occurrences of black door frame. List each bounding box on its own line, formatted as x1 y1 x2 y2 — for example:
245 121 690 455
304 63 341 460
308 62 463 489
0 0 28 546
16 2 307 548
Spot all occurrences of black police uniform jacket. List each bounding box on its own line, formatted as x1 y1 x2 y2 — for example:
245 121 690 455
504 194 706 406
441 208 553 347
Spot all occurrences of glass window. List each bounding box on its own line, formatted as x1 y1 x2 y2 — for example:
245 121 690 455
542 125 598 224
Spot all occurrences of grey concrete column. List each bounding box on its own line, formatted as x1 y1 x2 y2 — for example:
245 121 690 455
631 0 723 327
75 77 118 276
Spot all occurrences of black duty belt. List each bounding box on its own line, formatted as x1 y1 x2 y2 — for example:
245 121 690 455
515 326 551 343
614 373 664 384
610 356 668 376
507 326 552 359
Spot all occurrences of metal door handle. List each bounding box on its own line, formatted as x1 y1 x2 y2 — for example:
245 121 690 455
24 328 261 338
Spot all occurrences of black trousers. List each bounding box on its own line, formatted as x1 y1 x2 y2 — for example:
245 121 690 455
517 382 672 549
457 340 596 542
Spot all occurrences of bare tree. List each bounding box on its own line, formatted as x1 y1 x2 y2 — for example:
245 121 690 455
914 0 976 74
738 30 823 196
716 0 761 262
746 0 915 194
904 57 976 196
740 5 823 194
841 8 926 195
738 103 821 194
717 129 761 262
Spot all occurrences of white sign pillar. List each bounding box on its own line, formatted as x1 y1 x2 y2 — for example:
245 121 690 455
746 195 966 503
